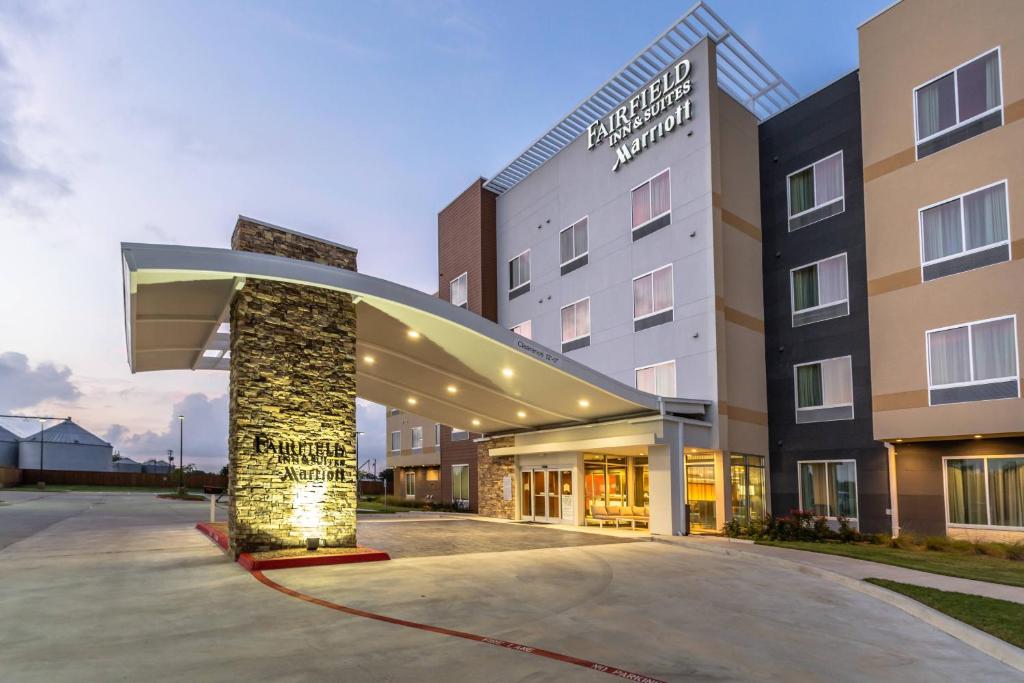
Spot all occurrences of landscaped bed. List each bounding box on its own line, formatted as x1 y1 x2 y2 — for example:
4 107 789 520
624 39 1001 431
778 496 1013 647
760 539 1024 588
867 578 1024 648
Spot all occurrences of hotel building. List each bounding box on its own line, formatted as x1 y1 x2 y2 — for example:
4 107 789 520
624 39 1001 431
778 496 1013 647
386 0 1023 539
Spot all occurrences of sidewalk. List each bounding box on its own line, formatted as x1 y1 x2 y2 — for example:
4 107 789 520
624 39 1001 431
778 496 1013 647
660 535 1024 605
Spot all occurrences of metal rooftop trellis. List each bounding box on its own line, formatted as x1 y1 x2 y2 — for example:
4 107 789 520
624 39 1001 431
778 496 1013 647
483 1 799 195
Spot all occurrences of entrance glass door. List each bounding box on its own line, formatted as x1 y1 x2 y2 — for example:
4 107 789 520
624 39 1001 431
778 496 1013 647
521 469 572 523
686 452 717 531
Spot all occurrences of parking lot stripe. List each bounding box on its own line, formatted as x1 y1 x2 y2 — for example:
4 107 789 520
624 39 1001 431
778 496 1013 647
251 569 665 683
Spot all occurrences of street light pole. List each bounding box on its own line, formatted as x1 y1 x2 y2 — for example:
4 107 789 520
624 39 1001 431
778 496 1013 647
37 418 45 490
178 415 185 494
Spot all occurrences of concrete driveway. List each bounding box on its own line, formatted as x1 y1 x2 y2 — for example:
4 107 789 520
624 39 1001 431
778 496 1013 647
0 490 1017 682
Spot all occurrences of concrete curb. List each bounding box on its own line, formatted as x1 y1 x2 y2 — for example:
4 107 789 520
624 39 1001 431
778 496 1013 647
654 536 1024 673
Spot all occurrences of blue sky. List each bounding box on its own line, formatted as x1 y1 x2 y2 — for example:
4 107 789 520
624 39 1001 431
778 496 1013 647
0 0 891 470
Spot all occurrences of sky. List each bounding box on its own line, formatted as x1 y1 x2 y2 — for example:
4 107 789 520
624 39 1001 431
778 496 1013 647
0 0 892 472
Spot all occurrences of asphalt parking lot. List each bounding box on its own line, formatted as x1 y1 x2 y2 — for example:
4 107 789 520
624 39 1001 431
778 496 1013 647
0 490 1018 682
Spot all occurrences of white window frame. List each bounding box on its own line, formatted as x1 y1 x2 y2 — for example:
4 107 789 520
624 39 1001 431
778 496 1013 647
560 297 591 344
510 320 532 340
792 355 855 420
942 454 1024 532
390 431 401 452
630 168 671 233
559 216 589 267
452 463 470 501
508 249 530 290
796 459 859 521
450 272 468 307
632 264 674 322
917 179 1012 272
405 471 415 498
634 360 676 397
913 46 1004 150
789 252 849 318
785 150 845 221
410 426 423 451
925 314 1020 402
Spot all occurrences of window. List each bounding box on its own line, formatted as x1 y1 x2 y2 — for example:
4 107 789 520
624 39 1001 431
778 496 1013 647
635 361 676 397
510 321 532 339
410 426 423 450
434 423 440 446
919 181 1010 281
390 431 400 452
450 272 468 308
508 250 530 298
794 356 853 423
799 460 858 519
631 169 671 239
790 253 849 326
633 265 673 331
452 464 470 503
731 454 766 523
946 456 1024 529
787 151 844 230
560 217 588 274
915 48 1002 157
927 316 1019 405
451 428 468 441
405 472 415 497
560 298 590 351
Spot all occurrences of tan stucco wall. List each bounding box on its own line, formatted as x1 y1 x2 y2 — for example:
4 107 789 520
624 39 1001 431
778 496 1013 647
385 409 441 468
710 80 769 457
860 0 1024 440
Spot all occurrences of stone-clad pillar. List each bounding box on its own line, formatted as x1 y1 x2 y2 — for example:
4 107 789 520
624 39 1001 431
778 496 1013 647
228 217 358 557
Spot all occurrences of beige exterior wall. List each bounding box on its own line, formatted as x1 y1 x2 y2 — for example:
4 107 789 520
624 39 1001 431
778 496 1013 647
710 78 769 459
385 409 441 468
860 0 1024 441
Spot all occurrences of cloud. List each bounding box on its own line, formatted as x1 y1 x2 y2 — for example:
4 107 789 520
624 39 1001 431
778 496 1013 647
109 392 228 470
0 351 81 412
108 394 386 474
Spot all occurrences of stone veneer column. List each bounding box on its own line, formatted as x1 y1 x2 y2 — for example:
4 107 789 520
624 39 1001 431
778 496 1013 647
477 436 516 519
228 218 358 557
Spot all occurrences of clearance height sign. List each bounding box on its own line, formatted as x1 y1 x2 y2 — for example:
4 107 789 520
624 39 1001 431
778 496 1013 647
587 58 694 171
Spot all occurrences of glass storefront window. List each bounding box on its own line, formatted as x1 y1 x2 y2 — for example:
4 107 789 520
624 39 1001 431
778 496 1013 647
686 452 717 531
730 454 766 523
584 455 649 516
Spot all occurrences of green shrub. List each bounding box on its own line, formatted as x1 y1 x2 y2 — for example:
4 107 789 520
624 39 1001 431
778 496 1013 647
1006 542 1024 561
723 518 742 538
975 542 1008 559
890 533 919 550
924 535 953 552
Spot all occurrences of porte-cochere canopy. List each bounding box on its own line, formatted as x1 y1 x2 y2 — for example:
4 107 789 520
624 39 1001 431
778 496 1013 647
121 242 709 434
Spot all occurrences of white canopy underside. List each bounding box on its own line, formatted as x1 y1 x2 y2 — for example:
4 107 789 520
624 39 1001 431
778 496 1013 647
122 243 709 435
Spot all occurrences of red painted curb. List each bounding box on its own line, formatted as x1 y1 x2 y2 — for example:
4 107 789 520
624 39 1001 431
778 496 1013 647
194 523 391 570
195 522 229 550
251 570 665 683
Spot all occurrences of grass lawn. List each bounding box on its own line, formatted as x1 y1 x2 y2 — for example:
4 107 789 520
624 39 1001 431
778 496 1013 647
356 499 399 514
14 484 205 494
758 540 1024 587
867 578 1024 649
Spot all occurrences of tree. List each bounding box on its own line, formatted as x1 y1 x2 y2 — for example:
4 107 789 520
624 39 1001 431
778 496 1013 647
219 464 229 477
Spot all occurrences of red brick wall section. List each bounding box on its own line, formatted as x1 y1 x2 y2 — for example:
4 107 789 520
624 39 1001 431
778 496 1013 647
438 178 498 322
439 427 479 511
477 436 516 520
396 466 441 503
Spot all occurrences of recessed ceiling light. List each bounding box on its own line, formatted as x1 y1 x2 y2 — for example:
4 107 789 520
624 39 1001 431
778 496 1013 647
516 410 527 418
578 399 590 408
974 434 983 439
446 385 457 394
407 330 420 339
896 439 903 443
363 355 375 364
501 367 514 378
407 397 418 405
471 418 481 426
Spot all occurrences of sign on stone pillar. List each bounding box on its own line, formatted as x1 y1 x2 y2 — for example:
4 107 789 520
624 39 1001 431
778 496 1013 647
227 218 358 557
